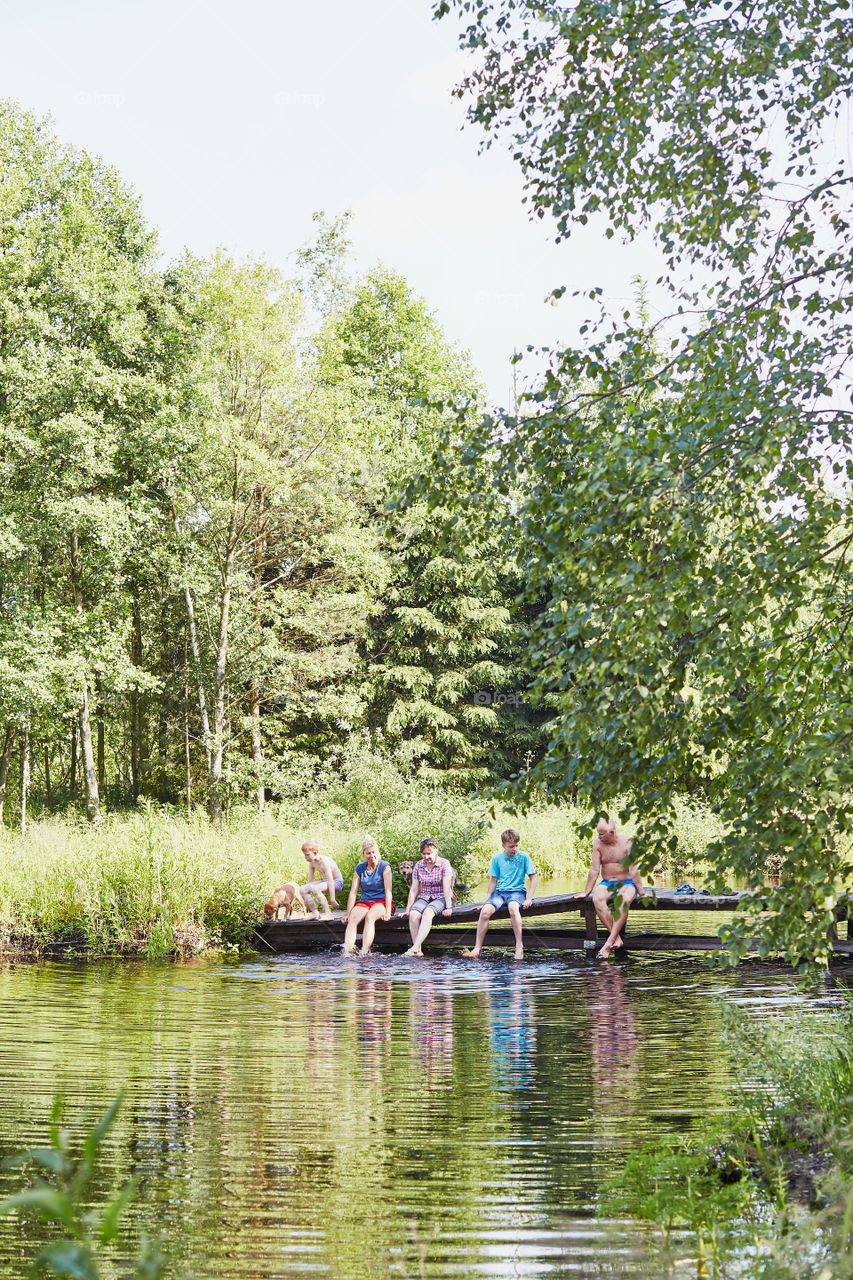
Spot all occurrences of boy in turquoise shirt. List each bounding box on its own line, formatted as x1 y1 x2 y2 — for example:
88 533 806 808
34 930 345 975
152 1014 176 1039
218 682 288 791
463 828 537 961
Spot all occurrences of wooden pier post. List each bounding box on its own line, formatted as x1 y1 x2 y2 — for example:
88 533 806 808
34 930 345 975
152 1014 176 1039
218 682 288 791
582 900 598 954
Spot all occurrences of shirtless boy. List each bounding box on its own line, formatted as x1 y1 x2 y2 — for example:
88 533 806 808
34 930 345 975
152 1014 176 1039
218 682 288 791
299 839 344 919
577 819 645 959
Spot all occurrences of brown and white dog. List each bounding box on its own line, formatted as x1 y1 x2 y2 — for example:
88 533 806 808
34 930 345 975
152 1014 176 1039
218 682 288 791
263 881 307 921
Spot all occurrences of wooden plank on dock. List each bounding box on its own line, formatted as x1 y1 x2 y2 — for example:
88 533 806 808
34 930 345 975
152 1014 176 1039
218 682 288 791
252 887 853 958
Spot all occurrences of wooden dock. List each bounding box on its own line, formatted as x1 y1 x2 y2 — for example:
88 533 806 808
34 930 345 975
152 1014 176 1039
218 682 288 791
253 889 852 957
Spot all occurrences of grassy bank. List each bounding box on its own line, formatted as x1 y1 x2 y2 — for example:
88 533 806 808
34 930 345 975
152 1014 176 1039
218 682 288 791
0 750 730 956
602 1000 853 1279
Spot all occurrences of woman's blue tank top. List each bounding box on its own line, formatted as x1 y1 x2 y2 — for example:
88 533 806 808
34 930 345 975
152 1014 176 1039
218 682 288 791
356 859 389 901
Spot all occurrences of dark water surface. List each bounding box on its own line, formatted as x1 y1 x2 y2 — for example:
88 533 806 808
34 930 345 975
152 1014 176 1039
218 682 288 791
0 948 844 1279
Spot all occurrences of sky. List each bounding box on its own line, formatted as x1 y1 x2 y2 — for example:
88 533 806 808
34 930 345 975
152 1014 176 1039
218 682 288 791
0 0 663 405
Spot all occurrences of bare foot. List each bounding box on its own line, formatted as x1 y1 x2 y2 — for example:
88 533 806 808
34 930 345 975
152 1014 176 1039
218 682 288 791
514 948 524 961
599 937 623 959
343 946 356 956
307 911 320 921
403 946 423 957
320 911 333 919
462 948 481 959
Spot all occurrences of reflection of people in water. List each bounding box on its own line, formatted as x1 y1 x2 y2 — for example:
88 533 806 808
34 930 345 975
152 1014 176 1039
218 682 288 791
583 963 640 1107
483 968 537 1094
304 981 339 1076
408 981 454 1087
354 976 393 1070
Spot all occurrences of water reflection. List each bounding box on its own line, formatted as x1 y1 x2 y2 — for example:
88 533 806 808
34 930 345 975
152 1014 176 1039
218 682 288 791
0 954 842 1279
408 979 454 1088
585 964 640 1100
483 968 538 1094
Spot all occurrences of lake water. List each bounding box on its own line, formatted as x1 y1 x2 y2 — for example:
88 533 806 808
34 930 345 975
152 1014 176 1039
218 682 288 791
0 944 847 1279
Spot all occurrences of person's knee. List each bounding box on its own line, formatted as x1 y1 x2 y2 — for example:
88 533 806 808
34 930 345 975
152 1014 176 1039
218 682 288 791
480 904 495 920
410 911 422 925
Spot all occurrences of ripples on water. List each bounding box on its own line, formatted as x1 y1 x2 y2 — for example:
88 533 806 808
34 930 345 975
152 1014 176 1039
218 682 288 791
0 949 846 1279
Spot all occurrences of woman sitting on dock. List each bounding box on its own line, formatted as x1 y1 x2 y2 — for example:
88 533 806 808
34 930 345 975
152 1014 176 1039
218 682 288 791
343 836 394 956
401 837 454 957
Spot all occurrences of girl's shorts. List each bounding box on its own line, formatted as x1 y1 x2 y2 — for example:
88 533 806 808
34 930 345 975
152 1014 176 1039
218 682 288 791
411 896 450 915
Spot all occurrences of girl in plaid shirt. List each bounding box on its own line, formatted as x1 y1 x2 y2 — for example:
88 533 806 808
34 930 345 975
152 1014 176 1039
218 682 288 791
402 837 454 957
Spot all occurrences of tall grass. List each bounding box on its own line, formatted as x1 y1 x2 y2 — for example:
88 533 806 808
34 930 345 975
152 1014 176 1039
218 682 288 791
0 808 298 956
0 738 732 955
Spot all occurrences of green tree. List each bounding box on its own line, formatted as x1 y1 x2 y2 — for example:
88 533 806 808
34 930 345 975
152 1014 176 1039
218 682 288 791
179 252 384 820
318 266 540 782
0 100 197 823
431 1 853 963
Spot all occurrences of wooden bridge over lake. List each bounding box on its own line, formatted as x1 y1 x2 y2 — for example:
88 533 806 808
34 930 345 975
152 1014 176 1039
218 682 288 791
254 888 853 958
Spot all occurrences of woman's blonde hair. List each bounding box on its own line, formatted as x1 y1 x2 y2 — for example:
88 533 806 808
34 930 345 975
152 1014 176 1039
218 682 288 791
361 834 379 854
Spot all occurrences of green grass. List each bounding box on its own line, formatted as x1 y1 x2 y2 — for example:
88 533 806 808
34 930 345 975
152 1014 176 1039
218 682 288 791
0 747 733 956
0 789 497 956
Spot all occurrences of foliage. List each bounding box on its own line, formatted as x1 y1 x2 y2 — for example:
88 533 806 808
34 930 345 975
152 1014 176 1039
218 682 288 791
174 250 385 819
0 806 305 955
316 266 545 781
601 1002 853 1279
1 98 535 826
429 0 853 965
0 1094 164 1279
0 98 199 821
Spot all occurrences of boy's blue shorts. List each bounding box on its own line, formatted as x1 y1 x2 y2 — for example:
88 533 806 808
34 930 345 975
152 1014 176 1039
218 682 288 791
486 889 526 911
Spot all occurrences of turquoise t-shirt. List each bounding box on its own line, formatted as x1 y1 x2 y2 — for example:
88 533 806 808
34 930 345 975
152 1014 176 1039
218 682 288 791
488 850 535 894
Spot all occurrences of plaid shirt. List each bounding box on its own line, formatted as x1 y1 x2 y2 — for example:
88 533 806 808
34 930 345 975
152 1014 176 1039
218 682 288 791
414 856 450 899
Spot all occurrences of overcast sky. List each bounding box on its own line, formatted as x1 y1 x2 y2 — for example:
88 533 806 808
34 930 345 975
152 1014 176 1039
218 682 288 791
1 0 663 405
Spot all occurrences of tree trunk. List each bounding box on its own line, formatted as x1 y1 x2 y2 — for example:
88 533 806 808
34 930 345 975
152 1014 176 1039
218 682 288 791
20 724 30 835
43 745 52 804
156 706 169 791
184 684 193 813
250 483 267 813
70 720 78 794
130 586 142 798
250 695 264 813
70 528 100 823
97 708 105 796
0 726 16 825
182 579 212 755
208 508 238 825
